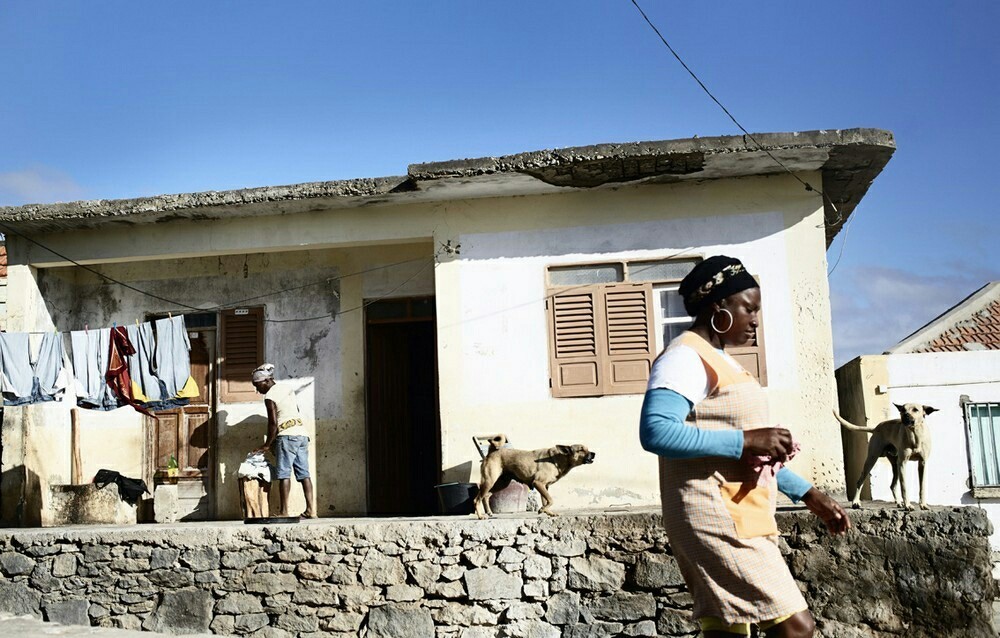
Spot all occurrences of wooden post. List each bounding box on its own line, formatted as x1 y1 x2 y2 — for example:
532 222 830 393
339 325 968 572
71 408 82 485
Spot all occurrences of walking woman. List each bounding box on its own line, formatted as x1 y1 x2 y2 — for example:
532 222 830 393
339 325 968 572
639 255 849 638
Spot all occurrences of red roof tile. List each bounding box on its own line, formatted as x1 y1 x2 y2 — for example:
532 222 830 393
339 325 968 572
905 287 1000 353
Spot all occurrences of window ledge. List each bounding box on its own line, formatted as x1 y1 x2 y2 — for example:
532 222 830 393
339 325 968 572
971 486 1000 499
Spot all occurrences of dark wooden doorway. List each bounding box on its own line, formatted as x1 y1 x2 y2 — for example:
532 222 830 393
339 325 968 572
365 297 439 516
144 320 216 521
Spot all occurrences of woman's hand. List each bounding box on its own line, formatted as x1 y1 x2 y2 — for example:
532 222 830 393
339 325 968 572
801 487 851 535
742 427 793 457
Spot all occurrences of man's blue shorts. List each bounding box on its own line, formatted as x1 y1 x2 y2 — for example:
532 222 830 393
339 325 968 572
274 435 310 480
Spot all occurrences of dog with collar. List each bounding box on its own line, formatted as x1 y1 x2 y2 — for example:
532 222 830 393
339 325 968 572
834 403 938 510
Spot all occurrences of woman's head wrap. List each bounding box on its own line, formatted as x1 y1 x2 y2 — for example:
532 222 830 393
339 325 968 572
678 256 758 316
251 363 275 383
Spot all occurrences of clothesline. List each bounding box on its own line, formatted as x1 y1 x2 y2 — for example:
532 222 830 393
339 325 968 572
10 312 183 336
0 316 197 414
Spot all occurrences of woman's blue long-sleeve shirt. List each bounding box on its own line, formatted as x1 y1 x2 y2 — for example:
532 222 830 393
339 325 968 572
640 387 812 502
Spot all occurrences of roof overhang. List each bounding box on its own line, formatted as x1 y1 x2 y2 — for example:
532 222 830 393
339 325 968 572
0 128 894 246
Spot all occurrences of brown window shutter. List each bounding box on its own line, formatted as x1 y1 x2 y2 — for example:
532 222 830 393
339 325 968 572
728 324 767 386
603 283 656 395
548 287 604 398
220 307 264 403
728 277 767 386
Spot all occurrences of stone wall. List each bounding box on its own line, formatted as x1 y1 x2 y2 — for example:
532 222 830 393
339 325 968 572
0 507 993 638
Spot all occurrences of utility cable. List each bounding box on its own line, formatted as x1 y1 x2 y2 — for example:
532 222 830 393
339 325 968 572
627 0 842 225
0 221 205 311
264 252 439 323
202 254 435 312
0 219 446 320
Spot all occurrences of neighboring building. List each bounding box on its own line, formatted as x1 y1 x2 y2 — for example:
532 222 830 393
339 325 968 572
836 282 1000 546
0 129 894 525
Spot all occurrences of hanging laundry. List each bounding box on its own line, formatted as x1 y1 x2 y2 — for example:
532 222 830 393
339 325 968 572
106 326 156 418
71 329 118 410
154 316 198 400
33 332 70 402
125 322 162 403
0 332 36 405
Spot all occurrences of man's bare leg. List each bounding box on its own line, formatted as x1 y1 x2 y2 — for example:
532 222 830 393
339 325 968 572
301 477 315 518
278 478 291 516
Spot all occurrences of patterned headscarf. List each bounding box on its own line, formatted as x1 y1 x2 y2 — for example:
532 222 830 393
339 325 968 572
251 363 275 383
678 255 758 316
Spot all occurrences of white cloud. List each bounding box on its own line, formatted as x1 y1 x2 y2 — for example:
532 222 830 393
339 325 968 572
830 265 1000 367
0 167 87 206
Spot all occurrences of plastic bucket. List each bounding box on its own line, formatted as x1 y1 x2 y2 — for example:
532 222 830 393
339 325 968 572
435 482 478 515
489 481 529 513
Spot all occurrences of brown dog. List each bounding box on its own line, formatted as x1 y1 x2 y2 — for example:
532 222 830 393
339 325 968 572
473 434 595 519
834 403 937 510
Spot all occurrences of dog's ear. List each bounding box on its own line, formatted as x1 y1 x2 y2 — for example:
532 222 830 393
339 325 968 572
923 406 938 416
557 445 573 455
893 403 905 414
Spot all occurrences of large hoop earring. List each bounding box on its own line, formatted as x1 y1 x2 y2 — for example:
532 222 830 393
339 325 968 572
711 309 734 334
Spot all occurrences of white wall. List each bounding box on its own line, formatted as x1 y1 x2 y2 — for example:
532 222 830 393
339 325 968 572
434 173 842 508
874 351 1000 547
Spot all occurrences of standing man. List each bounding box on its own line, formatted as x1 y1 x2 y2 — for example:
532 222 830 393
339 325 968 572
252 364 315 518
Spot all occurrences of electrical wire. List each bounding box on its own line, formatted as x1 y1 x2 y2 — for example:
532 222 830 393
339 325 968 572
0 219 448 322
0 221 204 312
827 203 861 276
263 252 439 323
202 254 436 312
626 0 842 225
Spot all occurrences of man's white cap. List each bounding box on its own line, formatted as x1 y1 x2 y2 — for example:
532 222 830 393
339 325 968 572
251 363 275 383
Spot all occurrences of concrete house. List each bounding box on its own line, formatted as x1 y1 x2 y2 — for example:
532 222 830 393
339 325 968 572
836 281 1000 546
0 129 894 525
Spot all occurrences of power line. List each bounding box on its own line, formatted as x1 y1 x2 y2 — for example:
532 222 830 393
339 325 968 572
0 220 444 319
626 0 842 225
827 203 861 276
264 253 438 323
204 255 435 312
0 221 205 311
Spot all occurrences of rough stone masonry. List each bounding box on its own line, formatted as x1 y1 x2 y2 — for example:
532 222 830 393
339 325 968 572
0 507 994 638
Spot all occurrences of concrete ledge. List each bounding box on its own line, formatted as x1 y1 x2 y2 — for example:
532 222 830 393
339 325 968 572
0 506 992 637
44 485 136 528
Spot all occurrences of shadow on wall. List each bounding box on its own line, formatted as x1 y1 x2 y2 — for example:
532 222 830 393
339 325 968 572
215 410 268 520
0 464 41 527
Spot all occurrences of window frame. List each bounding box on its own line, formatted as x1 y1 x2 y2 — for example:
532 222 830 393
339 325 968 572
545 257 767 397
965 399 1000 496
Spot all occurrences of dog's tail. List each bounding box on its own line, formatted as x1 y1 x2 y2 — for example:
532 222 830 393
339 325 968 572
833 410 876 433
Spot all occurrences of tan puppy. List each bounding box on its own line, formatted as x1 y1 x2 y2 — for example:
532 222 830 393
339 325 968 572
474 434 595 519
834 403 938 511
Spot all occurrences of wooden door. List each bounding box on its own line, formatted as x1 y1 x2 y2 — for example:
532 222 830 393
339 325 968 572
365 298 440 516
146 328 215 520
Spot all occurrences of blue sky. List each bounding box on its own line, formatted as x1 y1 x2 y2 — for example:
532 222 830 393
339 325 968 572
1 2 997 365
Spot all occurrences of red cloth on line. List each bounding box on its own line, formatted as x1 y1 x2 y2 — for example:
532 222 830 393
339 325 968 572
106 326 156 418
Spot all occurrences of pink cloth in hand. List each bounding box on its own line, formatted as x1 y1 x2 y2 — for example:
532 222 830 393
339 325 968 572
747 439 801 487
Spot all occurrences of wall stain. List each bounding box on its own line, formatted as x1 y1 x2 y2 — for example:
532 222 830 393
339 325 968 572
295 331 328 368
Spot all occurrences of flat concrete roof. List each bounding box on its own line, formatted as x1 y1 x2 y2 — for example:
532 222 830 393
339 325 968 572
0 128 894 244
